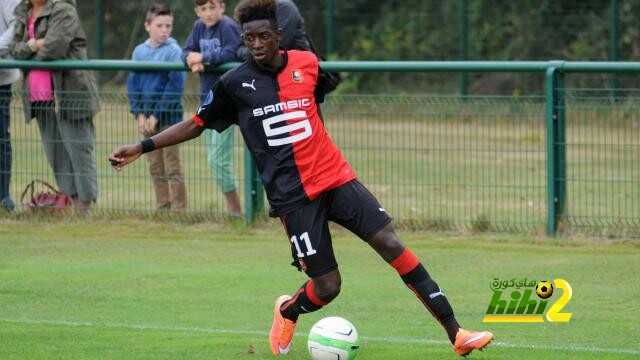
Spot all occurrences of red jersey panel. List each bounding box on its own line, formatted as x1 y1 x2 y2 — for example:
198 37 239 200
276 51 356 200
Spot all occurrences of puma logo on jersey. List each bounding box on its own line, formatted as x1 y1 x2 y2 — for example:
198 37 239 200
242 79 256 91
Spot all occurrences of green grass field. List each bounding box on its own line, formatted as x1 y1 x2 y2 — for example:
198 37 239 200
1 219 638 359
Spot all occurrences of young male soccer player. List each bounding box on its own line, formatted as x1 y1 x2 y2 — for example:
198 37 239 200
110 0 493 356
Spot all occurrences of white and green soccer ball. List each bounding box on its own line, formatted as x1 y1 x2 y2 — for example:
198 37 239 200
307 316 360 360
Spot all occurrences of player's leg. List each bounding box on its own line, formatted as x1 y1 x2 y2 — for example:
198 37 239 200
270 195 340 356
369 225 493 356
328 180 492 356
368 222 461 341
280 269 340 322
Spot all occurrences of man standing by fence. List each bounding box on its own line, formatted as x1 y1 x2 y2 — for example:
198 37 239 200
0 0 21 212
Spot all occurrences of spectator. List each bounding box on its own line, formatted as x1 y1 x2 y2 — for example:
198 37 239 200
183 0 243 217
275 0 310 50
0 0 21 212
127 2 187 211
10 0 100 213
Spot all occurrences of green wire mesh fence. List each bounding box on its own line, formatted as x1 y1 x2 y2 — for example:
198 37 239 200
4 88 638 236
563 89 640 234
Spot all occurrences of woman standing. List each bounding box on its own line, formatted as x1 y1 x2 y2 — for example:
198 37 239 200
10 0 99 212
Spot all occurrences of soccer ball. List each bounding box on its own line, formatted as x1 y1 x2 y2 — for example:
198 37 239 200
307 316 360 360
536 280 554 299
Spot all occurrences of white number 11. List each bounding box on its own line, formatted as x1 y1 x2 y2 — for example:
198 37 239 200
291 232 317 258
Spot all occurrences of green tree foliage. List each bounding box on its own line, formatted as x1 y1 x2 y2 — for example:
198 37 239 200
78 0 640 93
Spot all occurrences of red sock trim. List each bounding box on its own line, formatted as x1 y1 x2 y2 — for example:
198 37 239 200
390 249 420 276
305 280 328 306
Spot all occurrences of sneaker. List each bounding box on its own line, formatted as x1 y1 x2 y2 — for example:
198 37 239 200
1 197 15 212
453 328 493 357
269 295 296 356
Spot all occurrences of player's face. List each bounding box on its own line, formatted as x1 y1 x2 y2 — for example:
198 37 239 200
30 0 47 6
145 15 173 45
195 0 225 27
242 20 281 67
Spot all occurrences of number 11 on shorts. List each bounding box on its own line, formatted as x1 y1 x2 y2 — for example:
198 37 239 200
291 232 317 257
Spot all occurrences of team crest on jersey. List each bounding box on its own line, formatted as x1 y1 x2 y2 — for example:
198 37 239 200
292 70 304 83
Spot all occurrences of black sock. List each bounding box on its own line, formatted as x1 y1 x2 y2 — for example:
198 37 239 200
403 264 460 343
280 280 326 322
391 249 460 344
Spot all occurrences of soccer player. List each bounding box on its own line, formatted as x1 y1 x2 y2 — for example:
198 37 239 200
109 0 494 357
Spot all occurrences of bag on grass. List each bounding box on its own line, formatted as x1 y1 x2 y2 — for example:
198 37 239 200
20 180 72 213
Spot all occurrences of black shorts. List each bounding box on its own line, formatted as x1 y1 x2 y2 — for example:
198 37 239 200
279 179 392 278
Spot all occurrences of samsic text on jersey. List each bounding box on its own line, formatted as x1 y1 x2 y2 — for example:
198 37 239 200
192 50 356 215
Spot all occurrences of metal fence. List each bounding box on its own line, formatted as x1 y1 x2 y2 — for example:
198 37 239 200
0 60 639 237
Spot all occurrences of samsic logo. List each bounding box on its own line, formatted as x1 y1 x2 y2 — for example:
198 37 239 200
482 278 573 323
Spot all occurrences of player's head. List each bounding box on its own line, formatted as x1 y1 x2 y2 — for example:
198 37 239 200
144 2 173 45
235 0 281 66
194 0 225 27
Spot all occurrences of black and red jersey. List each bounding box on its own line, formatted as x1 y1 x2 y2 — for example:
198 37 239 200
193 50 356 215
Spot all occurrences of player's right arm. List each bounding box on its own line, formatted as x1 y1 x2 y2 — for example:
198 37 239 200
110 78 237 170
109 119 204 170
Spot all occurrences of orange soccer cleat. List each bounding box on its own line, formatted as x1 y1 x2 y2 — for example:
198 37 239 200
453 328 494 357
269 295 297 356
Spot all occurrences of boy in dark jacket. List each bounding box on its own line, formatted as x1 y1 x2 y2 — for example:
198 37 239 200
127 2 187 210
183 0 242 217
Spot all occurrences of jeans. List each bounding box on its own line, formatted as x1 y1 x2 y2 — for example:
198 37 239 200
0 84 12 202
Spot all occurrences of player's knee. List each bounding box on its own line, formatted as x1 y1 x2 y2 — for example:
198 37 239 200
369 223 405 261
314 273 342 301
317 280 341 301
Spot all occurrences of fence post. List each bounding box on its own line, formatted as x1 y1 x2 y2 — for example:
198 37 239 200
545 62 567 236
609 0 620 97
95 0 104 59
243 147 264 223
458 0 469 97
95 0 104 83
324 0 336 55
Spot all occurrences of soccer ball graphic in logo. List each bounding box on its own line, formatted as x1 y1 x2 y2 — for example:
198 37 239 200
308 316 360 360
536 280 554 299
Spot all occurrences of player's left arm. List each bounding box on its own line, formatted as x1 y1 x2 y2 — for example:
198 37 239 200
315 60 331 104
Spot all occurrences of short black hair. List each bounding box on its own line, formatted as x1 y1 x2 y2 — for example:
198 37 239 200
194 0 223 6
234 0 277 27
146 2 173 22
